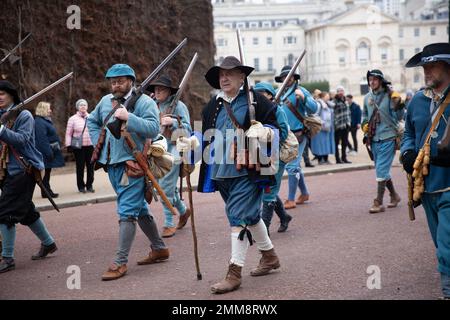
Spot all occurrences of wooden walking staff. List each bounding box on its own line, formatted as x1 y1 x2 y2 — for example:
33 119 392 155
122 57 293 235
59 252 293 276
410 93 450 204
185 156 202 280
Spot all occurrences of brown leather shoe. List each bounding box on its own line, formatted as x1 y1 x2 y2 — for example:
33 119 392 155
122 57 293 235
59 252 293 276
211 264 242 294
284 200 296 210
161 226 177 238
296 194 309 205
101 264 127 281
369 199 385 214
387 193 401 208
177 208 191 230
250 248 280 276
137 248 170 265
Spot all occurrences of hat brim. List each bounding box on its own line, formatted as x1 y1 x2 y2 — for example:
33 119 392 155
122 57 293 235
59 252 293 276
146 82 178 95
275 73 300 83
405 51 450 68
205 65 254 89
405 52 424 68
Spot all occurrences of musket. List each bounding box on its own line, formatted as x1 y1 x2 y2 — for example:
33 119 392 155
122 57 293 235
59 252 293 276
120 125 178 216
0 33 32 65
407 174 416 221
107 38 188 139
161 52 198 140
274 50 307 104
1 72 74 125
236 29 256 122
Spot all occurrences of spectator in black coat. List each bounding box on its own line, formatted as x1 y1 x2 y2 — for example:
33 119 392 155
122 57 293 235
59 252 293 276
346 94 362 154
34 102 65 198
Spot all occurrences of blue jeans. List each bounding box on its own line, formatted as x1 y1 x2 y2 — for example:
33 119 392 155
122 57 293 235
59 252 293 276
422 191 450 276
372 139 396 181
108 163 151 221
285 138 308 201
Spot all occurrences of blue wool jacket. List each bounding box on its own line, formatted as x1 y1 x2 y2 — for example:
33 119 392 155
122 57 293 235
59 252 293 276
87 93 160 165
401 90 450 193
35 116 65 169
277 83 317 132
0 106 44 175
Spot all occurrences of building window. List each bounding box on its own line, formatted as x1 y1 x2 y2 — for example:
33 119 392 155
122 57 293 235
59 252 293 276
249 21 259 29
254 58 260 72
275 21 283 27
380 46 388 62
431 26 436 35
338 50 346 67
284 36 297 44
217 38 227 47
414 73 420 83
268 57 273 71
399 49 404 61
414 27 420 37
287 54 294 66
399 27 403 38
236 22 245 29
253 37 259 45
415 47 420 53
267 37 272 45
357 41 370 64
218 56 225 64
223 22 232 29
262 21 271 28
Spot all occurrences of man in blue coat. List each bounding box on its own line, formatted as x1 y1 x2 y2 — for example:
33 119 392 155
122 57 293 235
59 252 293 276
88 64 168 281
147 74 192 238
401 43 450 299
0 81 57 273
275 65 317 209
198 56 281 294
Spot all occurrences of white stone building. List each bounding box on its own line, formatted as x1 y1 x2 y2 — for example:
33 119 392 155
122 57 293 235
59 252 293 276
212 0 449 93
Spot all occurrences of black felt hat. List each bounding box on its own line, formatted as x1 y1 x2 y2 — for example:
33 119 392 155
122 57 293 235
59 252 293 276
205 56 254 89
406 42 450 68
0 80 21 104
275 65 300 83
147 74 178 95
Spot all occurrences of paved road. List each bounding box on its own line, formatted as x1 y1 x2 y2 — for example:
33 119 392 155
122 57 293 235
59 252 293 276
0 167 440 300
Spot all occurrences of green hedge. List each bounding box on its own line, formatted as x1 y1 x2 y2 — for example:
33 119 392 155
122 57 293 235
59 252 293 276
300 80 330 93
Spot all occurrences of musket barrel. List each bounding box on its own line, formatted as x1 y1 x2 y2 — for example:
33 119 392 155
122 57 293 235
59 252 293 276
274 50 306 104
139 38 188 92
22 72 74 106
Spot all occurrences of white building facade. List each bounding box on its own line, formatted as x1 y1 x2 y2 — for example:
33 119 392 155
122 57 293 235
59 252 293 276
213 0 449 93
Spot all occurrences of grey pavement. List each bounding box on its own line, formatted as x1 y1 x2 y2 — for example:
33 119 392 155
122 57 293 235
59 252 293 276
34 133 400 212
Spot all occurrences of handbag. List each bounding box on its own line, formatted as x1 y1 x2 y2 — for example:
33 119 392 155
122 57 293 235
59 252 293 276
280 130 299 163
285 99 322 139
71 120 87 150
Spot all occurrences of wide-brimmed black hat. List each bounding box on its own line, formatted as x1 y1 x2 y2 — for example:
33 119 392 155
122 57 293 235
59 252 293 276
0 80 21 104
205 56 254 89
275 65 300 83
147 74 178 95
366 69 391 87
406 42 450 68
